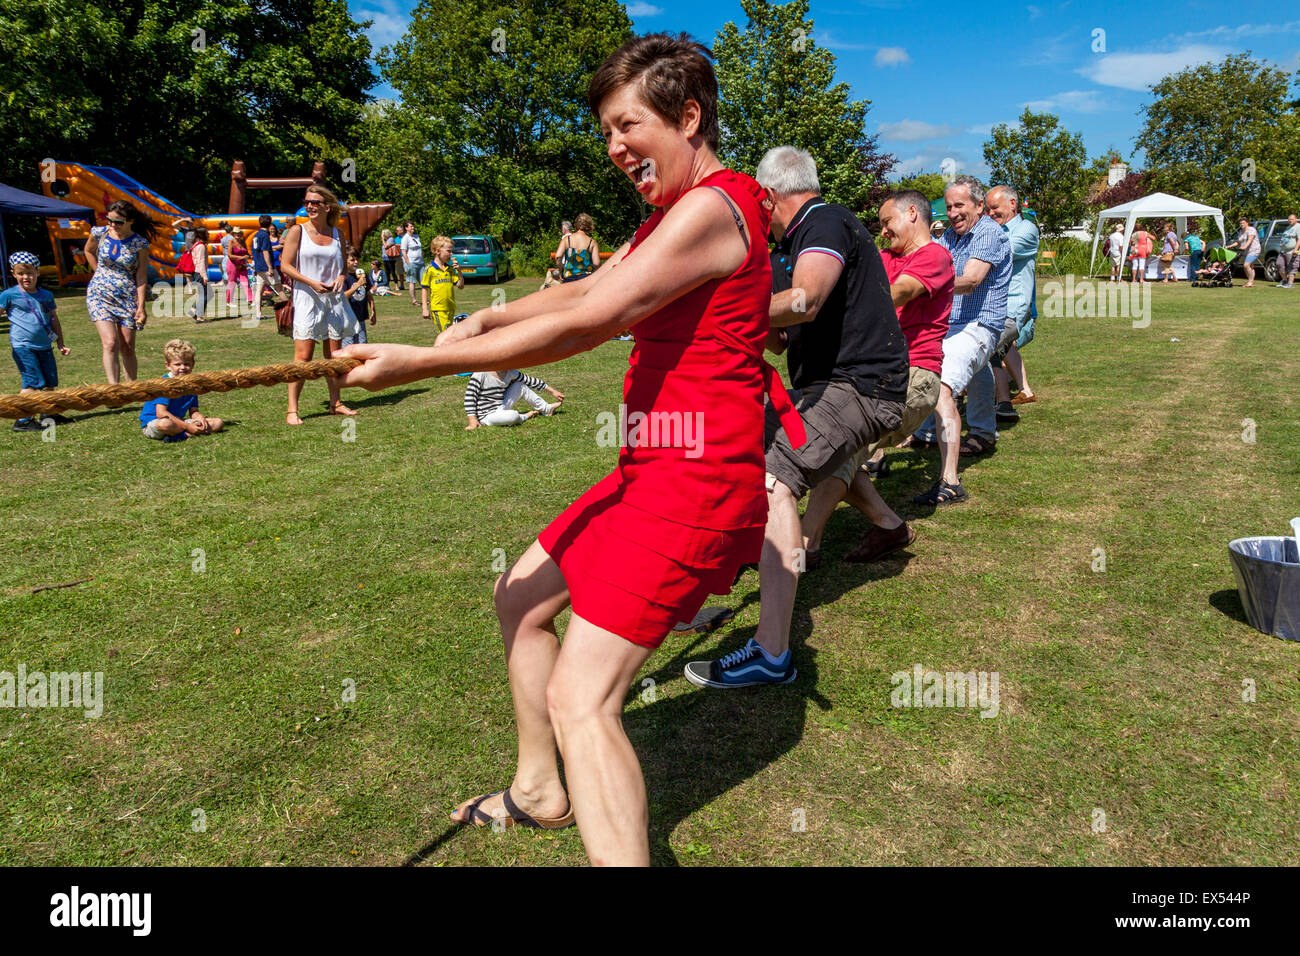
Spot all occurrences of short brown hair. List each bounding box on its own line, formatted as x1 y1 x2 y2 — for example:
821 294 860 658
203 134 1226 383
588 33 719 151
163 339 196 365
574 213 594 234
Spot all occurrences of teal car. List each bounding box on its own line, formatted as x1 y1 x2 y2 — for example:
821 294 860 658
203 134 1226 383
451 235 513 283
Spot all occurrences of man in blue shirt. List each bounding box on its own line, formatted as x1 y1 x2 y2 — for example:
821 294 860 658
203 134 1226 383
250 215 287 319
984 185 1039 420
911 177 1010 506
0 252 71 431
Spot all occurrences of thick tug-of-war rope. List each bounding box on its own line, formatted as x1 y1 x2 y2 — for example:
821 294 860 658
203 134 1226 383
0 357 364 419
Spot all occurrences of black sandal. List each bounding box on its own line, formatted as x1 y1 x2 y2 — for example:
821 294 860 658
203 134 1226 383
862 457 891 478
913 480 968 506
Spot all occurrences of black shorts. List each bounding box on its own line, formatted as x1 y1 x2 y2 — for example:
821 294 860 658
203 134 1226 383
764 380 903 499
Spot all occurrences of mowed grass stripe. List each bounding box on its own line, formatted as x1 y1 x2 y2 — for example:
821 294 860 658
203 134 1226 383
1 281 1296 865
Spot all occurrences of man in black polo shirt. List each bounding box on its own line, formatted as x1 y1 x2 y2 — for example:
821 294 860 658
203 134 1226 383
685 146 907 690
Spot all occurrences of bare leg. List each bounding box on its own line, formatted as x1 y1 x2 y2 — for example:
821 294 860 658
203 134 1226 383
936 384 961 486
287 338 315 424
118 327 137 381
844 472 904 530
450 540 573 824
323 339 355 414
94 320 121 384
754 479 801 658
1004 345 1032 398
801 476 848 554
546 614 654 866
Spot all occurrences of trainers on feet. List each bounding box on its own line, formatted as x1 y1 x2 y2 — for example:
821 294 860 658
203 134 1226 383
12 418 44 432
684 638 796 689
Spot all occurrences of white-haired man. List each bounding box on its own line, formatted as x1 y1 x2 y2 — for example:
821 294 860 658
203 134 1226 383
984 184 1038 420
685 146 908 689
907 176 1010 505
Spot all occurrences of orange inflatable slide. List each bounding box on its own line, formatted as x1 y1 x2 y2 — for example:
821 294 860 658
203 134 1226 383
39 160 392 285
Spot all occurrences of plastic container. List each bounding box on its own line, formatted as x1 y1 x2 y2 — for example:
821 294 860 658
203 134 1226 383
1228 536 1300 642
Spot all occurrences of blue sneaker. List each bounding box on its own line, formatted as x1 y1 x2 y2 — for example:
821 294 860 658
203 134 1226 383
684 638 796 689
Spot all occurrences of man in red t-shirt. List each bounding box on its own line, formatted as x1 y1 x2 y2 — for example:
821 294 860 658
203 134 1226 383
800 189 954 564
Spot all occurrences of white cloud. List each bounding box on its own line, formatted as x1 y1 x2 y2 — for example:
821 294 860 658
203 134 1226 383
966 123 996 137
1018 29 1078 68
878 120 961 141
875 47 912 68
817 30 872 52
627 1 664 15
1022 90 1109 113
1078 44 1227 91
1178 20 1300 41
356 0 409 48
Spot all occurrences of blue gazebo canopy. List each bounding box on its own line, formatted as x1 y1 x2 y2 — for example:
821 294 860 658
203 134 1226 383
0 182 94 287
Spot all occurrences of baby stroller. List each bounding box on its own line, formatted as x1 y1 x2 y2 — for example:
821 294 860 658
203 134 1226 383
1191 247 1235 287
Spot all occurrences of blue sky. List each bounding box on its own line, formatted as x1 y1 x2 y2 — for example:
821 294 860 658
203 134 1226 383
348 0 1300 179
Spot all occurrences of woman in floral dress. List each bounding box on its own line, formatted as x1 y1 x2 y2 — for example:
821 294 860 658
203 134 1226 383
85 200 153 383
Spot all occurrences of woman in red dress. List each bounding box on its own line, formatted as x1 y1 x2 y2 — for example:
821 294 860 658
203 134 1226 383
337 33 802 865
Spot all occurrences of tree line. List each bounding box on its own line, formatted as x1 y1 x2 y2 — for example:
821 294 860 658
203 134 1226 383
2 0 1295 262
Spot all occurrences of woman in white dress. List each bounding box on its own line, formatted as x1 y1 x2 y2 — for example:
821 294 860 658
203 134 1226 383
278 185 359 424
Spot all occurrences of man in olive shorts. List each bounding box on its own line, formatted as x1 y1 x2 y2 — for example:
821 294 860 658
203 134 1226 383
799 189 953 567
685 147 907 690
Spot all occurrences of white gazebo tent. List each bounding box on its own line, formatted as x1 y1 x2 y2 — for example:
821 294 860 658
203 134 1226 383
1089 192 1227 277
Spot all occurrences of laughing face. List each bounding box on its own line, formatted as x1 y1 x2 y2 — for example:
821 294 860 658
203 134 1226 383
598 83 699 208
945 185 983 236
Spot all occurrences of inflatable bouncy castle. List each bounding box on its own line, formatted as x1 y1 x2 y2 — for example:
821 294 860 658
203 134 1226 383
39 160 393 286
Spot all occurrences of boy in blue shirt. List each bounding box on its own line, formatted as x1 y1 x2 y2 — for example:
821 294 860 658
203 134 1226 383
139 339 224 442
0 252 70 432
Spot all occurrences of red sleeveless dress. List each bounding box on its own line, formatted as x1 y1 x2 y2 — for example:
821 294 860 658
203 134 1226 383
537 168 805 648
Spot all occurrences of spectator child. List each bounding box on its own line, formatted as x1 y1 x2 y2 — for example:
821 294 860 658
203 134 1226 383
0 252 71 432
464 369 564 428
138 339 224 442
341 251 376 347
421 235 464 332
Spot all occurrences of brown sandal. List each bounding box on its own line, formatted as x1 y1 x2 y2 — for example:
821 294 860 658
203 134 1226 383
458 788 575 830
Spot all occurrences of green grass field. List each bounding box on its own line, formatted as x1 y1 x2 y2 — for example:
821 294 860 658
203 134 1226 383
2 275 1297 866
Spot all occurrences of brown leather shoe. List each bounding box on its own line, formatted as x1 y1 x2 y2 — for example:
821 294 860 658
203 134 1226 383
1010 392 1038 406
844 522 916 563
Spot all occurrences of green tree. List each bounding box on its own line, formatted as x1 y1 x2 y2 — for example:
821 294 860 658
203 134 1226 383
0 0 375 214
983 108 1090 236
891 172 947 200
1136 53 1299 217
376 0 635 247
713 0 894 215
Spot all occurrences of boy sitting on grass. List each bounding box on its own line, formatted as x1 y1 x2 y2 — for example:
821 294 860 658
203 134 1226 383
464 369 564 429
0 251 71 433
139 339 224 442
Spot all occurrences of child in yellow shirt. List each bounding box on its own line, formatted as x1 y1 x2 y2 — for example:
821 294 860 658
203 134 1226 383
420 235 464 333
